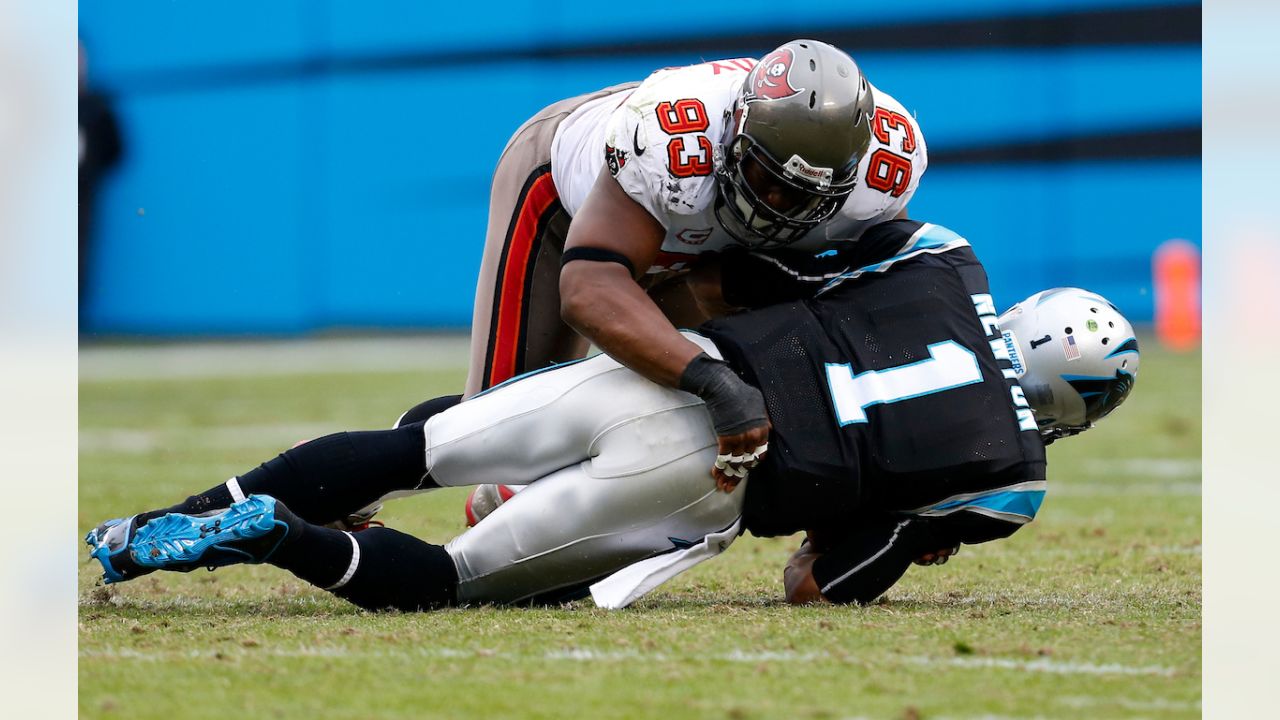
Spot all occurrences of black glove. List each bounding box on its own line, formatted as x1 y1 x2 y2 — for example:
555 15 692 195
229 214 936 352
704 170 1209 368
678 353 768 435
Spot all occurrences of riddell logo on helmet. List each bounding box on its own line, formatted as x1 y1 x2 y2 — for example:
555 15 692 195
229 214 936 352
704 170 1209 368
750 48 802 101
783 154 833 187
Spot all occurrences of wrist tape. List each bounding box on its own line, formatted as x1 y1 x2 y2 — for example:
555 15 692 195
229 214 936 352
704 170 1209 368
678 353 768 435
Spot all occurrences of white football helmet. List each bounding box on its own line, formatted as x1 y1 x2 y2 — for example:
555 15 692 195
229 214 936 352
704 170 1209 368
998 288 1140 443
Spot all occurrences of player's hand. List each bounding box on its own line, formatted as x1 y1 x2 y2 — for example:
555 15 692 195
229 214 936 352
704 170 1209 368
914 544 960 566
783 537 827 604
678 353 771 492
712 420 771 492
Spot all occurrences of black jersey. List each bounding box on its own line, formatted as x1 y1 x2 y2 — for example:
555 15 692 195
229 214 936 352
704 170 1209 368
701 220 1046 538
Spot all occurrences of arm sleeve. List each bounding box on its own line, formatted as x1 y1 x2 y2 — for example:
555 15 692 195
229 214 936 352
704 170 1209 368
810 510 1025 605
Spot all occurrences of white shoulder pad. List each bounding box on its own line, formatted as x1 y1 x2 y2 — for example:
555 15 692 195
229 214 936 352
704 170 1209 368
839 84 930 224
602 60 752 225
871 86 929 203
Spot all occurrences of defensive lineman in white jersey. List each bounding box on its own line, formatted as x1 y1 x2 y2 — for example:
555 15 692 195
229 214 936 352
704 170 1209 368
467 40 928 393
551 53 927 274
456 41 925 531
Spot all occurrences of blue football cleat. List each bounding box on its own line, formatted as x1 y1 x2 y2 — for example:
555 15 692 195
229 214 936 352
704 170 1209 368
129 495 292 572
85 516 149 584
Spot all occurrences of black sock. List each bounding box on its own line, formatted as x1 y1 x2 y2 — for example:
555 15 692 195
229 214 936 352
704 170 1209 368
238 423 436 523
269 525 458 611
268 521 357 588
396 394 462 427
140 421 437 527
137 485 235 526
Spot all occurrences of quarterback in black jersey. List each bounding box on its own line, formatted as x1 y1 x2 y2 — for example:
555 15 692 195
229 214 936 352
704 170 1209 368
696 220 1136 602
86 220 1139 610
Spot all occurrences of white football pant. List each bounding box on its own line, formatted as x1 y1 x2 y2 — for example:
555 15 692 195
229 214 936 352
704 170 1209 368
423 332 744 604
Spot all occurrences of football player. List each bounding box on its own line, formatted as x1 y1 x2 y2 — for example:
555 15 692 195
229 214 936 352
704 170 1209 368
85 220 1136 609
463 39 928 495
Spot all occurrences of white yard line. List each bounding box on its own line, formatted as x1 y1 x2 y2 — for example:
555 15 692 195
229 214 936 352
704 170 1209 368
81 424 1207 505
1082 458 1201 479
79 410 1204 502
911 654 1176 677
1049 481 1201 497
80 335 471 381
979 545 1202 560
79 645 1184 678
79 423 348 454
1053 694 1201 712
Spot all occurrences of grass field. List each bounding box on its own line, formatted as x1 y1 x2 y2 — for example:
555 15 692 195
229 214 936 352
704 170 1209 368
78 335 1201 719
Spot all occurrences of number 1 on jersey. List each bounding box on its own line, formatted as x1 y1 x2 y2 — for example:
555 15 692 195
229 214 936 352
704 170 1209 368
825 341 982 425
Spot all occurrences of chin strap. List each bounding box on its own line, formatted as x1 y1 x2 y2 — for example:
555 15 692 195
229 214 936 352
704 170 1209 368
1040 423 1092 446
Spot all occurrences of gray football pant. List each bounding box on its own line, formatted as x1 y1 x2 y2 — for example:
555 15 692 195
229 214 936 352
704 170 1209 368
424 332 743 604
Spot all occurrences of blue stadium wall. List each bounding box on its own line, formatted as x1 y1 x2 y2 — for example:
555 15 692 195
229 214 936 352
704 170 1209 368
79 0 1200 334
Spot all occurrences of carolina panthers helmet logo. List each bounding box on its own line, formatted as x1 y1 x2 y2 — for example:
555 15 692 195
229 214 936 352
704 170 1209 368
1064 369 1136 423
748 48 802 101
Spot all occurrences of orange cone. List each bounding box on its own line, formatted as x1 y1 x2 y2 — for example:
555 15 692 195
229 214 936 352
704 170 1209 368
1153 239 1201 351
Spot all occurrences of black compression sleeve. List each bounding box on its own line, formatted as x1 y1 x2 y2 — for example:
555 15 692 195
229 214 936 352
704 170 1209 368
810 511 1027 604
810 516 955 605
939 509 1024 544
233 422 434 525
270 524 458 611
561 246 636 277
330 528 458 611
396 394 462 427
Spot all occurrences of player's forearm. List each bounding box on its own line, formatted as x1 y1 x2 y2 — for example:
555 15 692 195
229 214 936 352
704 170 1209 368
685 257 743 318
560 260 703 388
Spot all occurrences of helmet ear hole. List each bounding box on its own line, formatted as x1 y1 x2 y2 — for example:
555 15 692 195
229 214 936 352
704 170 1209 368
1065 326 1073 334
1101 337 1110 345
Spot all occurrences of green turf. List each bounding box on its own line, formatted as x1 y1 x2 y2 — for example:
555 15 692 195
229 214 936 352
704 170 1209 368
79 336 1200 719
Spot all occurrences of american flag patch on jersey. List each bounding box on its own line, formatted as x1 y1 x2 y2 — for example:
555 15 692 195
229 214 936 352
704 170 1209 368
1062 335 1081 361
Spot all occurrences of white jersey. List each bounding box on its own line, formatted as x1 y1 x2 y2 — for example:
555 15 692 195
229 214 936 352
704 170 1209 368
549 58 928 273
